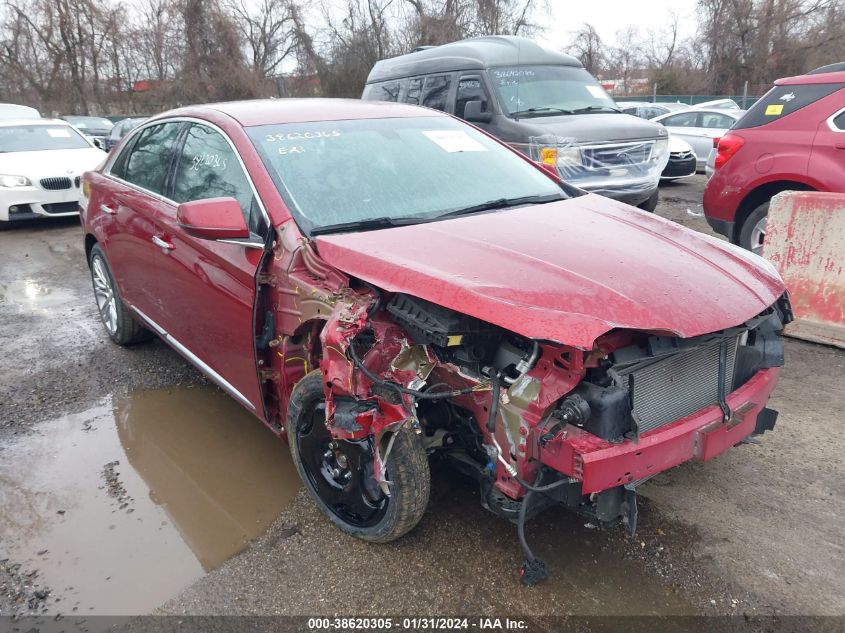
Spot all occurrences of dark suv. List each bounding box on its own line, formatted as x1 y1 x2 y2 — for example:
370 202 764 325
703 68 845 253
362 36 669 211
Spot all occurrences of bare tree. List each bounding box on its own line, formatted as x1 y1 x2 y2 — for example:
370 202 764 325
568 23 604 75
228 0 299 80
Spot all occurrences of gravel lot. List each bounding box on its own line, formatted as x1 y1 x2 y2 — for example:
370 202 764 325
0 175 842 619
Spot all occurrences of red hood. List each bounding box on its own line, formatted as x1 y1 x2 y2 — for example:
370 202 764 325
316 194 785 349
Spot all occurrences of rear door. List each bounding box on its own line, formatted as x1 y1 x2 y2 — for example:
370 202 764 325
98 122 184 319
809 106 845 191
153 121 269 415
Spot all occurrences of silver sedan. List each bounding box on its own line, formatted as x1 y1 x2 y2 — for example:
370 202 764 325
651 108 745 171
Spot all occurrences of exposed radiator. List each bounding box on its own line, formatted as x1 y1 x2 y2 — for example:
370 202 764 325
612 338 739 434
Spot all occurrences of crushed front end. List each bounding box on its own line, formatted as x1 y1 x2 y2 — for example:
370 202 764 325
313 276 790 584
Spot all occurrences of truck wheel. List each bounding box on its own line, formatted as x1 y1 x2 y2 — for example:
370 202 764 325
287 371 430 542
88 243 151 345
637 190 659 213
739 202 768 255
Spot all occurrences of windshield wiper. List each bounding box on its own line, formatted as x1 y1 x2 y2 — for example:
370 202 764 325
510 107 574 117
310 216 418 236
571 105 621 114
433 193 564 220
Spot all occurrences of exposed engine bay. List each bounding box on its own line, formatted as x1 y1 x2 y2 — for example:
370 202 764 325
261 226 791 585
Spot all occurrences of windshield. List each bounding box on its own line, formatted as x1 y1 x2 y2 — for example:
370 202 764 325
491 65 618 117
247 116 569 235
63 116 113 131
0 124 91 152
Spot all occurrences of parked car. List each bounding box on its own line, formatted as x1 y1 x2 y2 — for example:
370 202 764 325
0 119 105 222
104 117 147 152
651 108 744 170
661 136 697 181
704 68 845 254
619 101 690 119
696 98 742 110
362 36 669 212
809 62 845 74
81 99 789 584
61 115 114 149
0 103 40 120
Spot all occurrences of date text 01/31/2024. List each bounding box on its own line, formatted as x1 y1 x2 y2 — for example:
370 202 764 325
307 617 528 630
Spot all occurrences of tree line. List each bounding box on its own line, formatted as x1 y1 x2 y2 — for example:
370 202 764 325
0 0 842 116
569 0 845 96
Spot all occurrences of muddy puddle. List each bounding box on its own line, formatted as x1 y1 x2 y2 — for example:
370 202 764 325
0 279 75 312
0 386 299 615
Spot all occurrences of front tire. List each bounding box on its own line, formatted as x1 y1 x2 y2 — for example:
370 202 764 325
287 371 430 542
88 243 151 346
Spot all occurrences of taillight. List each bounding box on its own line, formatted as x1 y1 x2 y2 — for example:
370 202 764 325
714 133 745 170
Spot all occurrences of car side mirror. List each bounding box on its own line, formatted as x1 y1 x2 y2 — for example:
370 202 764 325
176 197 250 240
463 100 492 123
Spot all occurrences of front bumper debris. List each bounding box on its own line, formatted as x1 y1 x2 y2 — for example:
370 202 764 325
539 368 780 493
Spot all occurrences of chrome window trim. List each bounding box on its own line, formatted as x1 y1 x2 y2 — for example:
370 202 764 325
129 304 257 411
828 106 845 132
104 116 272 229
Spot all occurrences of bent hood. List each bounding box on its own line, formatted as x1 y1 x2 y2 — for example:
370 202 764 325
316 195 785 349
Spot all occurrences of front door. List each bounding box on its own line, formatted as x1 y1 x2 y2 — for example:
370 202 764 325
153 122 269 416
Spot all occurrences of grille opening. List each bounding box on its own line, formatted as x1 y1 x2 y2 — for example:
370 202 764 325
611 337 739 435
40 177 72 190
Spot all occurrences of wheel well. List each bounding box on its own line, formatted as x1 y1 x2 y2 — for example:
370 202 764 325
84 234 97 266
734 180 815 241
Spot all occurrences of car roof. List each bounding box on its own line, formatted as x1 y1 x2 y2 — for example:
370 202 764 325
652 108 744 121
809 62 845 74
777 70 845 85
156 98 449 127
366 36 582 84
0 118 70 127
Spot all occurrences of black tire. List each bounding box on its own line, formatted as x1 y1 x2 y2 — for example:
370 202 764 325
637 189 659 213
88 243 151 346
738 202 769 255
287 370 430 542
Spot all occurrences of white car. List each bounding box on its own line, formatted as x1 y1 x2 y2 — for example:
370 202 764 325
0 119 106 222
651 108 744 171
0 103 40 120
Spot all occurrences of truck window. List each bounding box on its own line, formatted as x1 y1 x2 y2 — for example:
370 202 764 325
405 77 423 105
455 76 490 119
421 75 451 111
371 80 402 102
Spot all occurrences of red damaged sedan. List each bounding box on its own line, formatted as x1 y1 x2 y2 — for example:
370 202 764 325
81 99 790 584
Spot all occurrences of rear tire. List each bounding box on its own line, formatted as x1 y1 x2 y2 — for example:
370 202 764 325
88 243 151 346
637 189 659 213
738 202 768 255
287 371 430 542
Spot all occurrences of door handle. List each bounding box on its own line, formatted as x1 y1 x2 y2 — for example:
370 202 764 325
151 235 175 250
100 204 117 215
835 143 845 150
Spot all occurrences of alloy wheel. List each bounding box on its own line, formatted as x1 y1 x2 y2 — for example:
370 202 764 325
750 216 767 256
92 256 118 335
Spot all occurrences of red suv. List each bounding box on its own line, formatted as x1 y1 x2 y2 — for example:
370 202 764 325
704 69 845 253
81 99 789 584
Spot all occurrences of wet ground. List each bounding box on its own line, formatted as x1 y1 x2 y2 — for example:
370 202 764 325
0 177 843 618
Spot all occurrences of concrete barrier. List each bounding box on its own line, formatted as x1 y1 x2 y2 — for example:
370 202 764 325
764 191 845 349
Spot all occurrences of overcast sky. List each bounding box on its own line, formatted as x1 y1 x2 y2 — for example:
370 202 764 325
538 0 699 50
